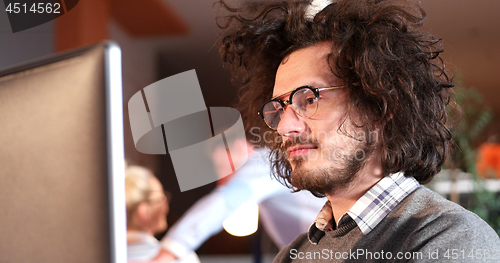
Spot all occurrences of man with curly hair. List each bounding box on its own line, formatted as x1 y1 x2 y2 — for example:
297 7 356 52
218 0 500 262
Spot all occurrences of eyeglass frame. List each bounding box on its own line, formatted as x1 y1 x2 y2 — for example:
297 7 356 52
258 85 346 130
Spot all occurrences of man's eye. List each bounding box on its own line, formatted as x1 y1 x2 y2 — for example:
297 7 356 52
305 97 316 104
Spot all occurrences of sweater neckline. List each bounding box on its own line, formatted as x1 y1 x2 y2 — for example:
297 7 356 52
330 216 358 238
308 215 358 244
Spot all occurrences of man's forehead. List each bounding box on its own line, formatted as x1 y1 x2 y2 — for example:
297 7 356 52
281 55 291 65
273 43 338 97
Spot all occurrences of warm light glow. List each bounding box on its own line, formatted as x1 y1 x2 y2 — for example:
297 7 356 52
223 202 259 237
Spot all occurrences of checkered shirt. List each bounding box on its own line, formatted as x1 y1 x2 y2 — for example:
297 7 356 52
309 172 420 243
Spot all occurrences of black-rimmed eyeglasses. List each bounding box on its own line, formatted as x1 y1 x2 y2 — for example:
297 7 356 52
258 85 345 130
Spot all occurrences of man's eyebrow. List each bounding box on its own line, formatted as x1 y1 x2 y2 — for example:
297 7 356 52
271 82 329 98
307 82 328 88
271 89 294 100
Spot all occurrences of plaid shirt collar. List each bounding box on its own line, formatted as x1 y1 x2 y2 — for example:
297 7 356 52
308 173 420 244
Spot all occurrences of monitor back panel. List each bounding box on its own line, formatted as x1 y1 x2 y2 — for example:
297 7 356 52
0 45 113 262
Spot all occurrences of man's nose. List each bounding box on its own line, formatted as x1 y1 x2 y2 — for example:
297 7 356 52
276 106 306 138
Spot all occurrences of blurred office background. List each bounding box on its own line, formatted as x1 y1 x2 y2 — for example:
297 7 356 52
1 0 499 262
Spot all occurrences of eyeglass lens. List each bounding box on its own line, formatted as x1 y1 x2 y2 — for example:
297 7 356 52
262 87 318 129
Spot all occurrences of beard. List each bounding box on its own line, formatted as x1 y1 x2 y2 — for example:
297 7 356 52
281 136 373 197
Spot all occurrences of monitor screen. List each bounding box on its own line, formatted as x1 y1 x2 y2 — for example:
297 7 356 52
0 42 126 263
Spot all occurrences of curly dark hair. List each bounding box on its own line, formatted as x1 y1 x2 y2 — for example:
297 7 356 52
217 0 457 189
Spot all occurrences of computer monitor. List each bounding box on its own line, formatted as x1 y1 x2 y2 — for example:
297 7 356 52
0 42 126 263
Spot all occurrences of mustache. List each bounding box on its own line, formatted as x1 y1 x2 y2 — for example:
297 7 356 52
281 137 320 150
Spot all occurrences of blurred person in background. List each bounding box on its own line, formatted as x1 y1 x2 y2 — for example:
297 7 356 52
126 165 200 263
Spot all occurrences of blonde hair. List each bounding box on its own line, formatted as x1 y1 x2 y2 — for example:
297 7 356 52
125 165 154 224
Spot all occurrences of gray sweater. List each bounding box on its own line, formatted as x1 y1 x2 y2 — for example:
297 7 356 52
273 187 500 262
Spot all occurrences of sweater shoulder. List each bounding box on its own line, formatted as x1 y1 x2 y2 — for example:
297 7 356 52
399 186 486 225
385 186 500 248
274 233 309 263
